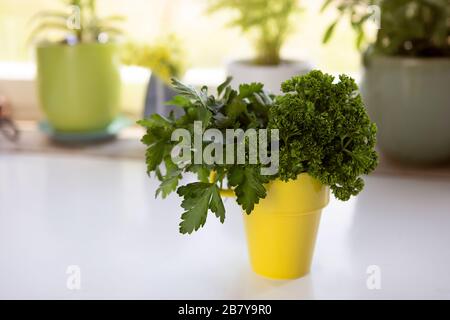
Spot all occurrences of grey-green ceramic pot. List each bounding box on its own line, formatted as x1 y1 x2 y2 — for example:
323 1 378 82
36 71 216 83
361 56 450 165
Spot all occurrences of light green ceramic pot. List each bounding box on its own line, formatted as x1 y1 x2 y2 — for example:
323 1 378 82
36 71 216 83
37 43 121 132
361 56 450 165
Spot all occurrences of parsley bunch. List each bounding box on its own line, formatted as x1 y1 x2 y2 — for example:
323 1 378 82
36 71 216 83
138 78 273 234
269 70 378 200
139 71 378 234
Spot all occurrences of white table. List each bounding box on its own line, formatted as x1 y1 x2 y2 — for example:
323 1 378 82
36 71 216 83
1 153 450 299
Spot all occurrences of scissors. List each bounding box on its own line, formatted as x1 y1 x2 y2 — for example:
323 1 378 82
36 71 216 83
0 96 19 142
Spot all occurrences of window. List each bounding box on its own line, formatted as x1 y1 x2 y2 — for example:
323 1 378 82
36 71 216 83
0 0 362 72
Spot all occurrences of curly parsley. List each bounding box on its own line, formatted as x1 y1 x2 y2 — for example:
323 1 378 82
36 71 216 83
269 70 378 200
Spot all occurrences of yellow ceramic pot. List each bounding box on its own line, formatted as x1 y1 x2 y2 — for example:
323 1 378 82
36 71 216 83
243 174 329 279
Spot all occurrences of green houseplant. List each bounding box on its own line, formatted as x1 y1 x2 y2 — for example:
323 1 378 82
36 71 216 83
121 36 186 118
322 0 450 164
208 0 311 93
31 0 124 133
121 36 185 84
139 70 378 279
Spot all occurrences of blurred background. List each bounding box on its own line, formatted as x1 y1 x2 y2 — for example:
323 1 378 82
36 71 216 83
0 0 361 69
0 0 377 150
0 0 450 299
0 0 366 120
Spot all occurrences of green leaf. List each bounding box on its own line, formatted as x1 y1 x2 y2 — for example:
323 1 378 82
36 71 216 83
198 106 213 127
170 79 213 126
210 186 225 223
217 76 233 96
224 97 247 120
171 78 208 110
238 83 264 98
228 167 268 214
178 183 211 234
137 113 173 130
177 183 225 234
156 157 182 198
144 141 167 173
165 95 191 108
323 21 338 44
139 116 175 174
156 172 180 198
155 167 163 181
189 165 211 183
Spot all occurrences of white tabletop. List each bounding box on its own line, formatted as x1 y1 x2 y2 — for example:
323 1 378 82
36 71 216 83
1 153 450 299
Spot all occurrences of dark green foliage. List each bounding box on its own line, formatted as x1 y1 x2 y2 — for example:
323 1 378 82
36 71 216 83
269 70 378 200
177 182 225 234
139 77 273 234
322 0 450 57
227 166 271 214
140 71 378 234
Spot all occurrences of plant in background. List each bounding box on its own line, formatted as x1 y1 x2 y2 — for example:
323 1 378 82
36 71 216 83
322 0 450 57
321 1 450 165
29 0 124 44
208 0 301 65
121 35 186 84
139 70 378 234
33 0 124 135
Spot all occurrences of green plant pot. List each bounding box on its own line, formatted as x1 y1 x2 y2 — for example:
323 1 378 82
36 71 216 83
361 55 450 165
37 43 121 132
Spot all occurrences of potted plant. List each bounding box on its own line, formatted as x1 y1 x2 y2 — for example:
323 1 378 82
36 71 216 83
30 0 124 133
322 0 450 164
207 0 312 93
121 35 186 118
138 70 378 279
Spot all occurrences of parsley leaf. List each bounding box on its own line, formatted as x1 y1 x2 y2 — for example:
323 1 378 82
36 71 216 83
143 140 168 173
155 157 182 199
177 183 225 234
171 78 209 110
210 185 225 223
228 166 269 214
